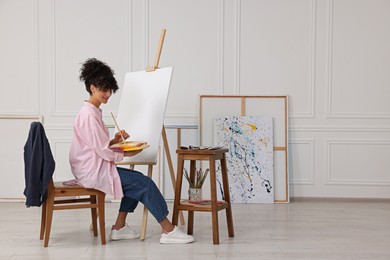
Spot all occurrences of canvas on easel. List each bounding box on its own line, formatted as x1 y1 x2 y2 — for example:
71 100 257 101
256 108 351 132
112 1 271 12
116 67 173 164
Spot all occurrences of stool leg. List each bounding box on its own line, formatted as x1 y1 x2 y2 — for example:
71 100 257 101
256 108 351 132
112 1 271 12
187 160 196 235
187 211 194 235
209 157 220 245
221 155 234 237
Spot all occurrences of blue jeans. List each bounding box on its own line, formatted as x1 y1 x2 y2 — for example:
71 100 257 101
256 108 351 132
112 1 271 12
117 167 169 223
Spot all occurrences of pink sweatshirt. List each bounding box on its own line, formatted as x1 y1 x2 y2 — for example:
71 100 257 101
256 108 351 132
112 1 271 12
69 102 124 199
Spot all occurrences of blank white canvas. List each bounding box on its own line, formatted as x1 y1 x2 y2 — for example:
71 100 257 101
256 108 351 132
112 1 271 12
116 67 173 164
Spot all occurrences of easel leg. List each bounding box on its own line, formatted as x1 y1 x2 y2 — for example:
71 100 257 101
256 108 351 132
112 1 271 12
162 126 185 225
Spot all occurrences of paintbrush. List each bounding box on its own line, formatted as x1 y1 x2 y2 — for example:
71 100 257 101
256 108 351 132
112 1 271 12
110 112 126 143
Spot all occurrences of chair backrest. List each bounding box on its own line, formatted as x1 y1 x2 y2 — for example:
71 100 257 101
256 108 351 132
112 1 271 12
24 122 55 207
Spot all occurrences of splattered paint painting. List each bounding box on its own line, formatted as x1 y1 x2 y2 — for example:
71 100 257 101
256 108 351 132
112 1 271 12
214 116 274 203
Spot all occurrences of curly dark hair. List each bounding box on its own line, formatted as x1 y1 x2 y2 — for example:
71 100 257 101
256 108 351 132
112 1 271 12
79 58 119 95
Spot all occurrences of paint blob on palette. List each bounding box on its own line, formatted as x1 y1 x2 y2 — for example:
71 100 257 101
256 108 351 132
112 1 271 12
214 115 274 203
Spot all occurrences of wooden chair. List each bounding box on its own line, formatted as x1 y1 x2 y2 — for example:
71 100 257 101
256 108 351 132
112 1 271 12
40 179 106 247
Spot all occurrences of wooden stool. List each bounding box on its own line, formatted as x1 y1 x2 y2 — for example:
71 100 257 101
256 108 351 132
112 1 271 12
172 148 234 244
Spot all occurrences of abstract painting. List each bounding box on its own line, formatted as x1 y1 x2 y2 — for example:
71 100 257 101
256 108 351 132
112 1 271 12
214 116 274 203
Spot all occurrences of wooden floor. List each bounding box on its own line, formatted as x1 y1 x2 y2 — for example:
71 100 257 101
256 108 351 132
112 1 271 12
1 199 390 259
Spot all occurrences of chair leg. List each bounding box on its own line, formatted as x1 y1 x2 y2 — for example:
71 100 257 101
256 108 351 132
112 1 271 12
44 195 55 247
97 192 106 245
90 195 98 237
40 202 46 240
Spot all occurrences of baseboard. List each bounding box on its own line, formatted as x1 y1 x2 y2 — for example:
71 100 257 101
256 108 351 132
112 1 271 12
291 197 390 203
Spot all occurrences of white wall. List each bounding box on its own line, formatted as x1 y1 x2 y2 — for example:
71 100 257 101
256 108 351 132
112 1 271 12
1 0 390 200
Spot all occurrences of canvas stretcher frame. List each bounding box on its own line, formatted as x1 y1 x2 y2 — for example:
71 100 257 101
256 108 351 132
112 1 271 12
199 95 289 203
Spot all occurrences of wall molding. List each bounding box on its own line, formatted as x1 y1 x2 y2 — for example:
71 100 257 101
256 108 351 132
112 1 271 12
325 0 390 119
34 0 40 115
218 0 225 94
290 125 390 132
0 115 41 121
41 123 390 133
51 0 58 116
0 0 40 115
126 0 132 72
326 139 390 186
234 0 241 94
293 0 317 119
50 0 131 117
289 138 315 185
144 0 150 68
237 0 317 118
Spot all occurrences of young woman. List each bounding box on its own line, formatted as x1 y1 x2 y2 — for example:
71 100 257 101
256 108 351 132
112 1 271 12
69 58 194 244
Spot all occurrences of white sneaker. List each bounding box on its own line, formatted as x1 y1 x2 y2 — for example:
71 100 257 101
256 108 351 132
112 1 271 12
160 226 194 244
109 223 140 241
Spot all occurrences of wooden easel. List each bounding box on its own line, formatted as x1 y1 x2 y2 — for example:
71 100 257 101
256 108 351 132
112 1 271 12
117 29 184 240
